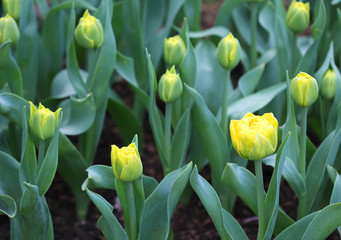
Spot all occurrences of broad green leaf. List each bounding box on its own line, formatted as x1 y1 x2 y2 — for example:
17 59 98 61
59 94 96 135
190 166 247 240
0 93 29 126
327 165 341 235
274 212 318 240
0 194 17 218
227 82 286 119
107 94 142 146
215 0 243 26
183 0 201 31
86 189 128 240
20 183 53 240
311 0 327 40
306 129 341 212
221 163 295 235
36 114 62 196
139 162 193 240
257 49 277 65
0 42 23 96
50 69 88 99
238 64 265 96
302 203 341 240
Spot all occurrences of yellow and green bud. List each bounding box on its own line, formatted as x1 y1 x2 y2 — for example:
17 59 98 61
111 142 143 182
321 69 337 100
29 102 62 141
74 9 104 49
158 66 183 103
2 0 22 20
164 35 187 66
290 72 319 107
217 33 241 71
230 112 278 161
286 0 310 34
0 14 20 45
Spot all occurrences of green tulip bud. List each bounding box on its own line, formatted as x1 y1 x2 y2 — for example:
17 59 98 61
217 33 241 71
29 102 62 141
286 0 310 34
0 14 20 45
158 66 183 103
164 35 187 66
111 142 143 182
2 0 22 20
74 9 104 49
290 72 319 107
321 69 337 100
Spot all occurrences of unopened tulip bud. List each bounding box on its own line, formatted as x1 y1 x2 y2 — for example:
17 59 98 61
74 10 104 49
158 66 183 103
290 72 318 107
0 14 20 45
2 0 22 20
217 33 241 71
29 102 62 141
286 0 310 34
111 142 143 182
321 69 337 99
164 35 187 66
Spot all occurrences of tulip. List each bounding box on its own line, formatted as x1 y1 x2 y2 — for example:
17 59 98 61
286 0 310 34
321 69 337 99
290 72 319 107
217 33 241 71
29 102 62 141
230 112 278 161
158 66 183 103
2 0 22 20
164 35 187 66
111 142 143 182
74 9 104 49
0 14 20 45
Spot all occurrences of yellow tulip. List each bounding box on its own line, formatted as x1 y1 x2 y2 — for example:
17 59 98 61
230 112 278 161
164 35 187 67
321 69 337 100
290 72 319 107
217 33 241 71
111 142 143 182
158 66 183 103
286 0 310 34
0 14 20 45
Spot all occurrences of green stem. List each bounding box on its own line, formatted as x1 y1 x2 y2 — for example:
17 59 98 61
127 182 137 240
250 3 258 68
221 70 231 141
255 160 265 240
37 140 46 170
298 107 307 219
319 97 326 138
290 34 297 77
164 102 172 174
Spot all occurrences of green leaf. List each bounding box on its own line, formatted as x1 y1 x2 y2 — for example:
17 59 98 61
0 42 23 96
227 82 286 119
20 182 53 240
86 189 128 240
302 203 341 240
311 0 327 40
0 194 17 218
190 166 247 240
36 114 62 196
238 64 265 96
139 162 193 240
183 26 230 39
327 165 341 235
306 129 341 212
0 93 29 127
59 94 96 135
215 0 243 26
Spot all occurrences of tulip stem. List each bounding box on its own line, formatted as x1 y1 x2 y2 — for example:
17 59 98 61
222 70 231 140
299 107 307 179
37 140 46 170
250 2 258 68
290 34 297 77
164 102 172 171
255 160 265 240
127 182 138 240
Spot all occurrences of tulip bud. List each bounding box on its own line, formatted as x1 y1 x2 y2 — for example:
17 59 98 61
0 14 20 45
111 142 143 182
230 112 278 161
164 35 187 66
286 0 310 34
158 66 183 103
74 9 104 49
321 69 337 100
217 33 241 71
2 0 22 20
29 102 62 141
290 72 319 107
